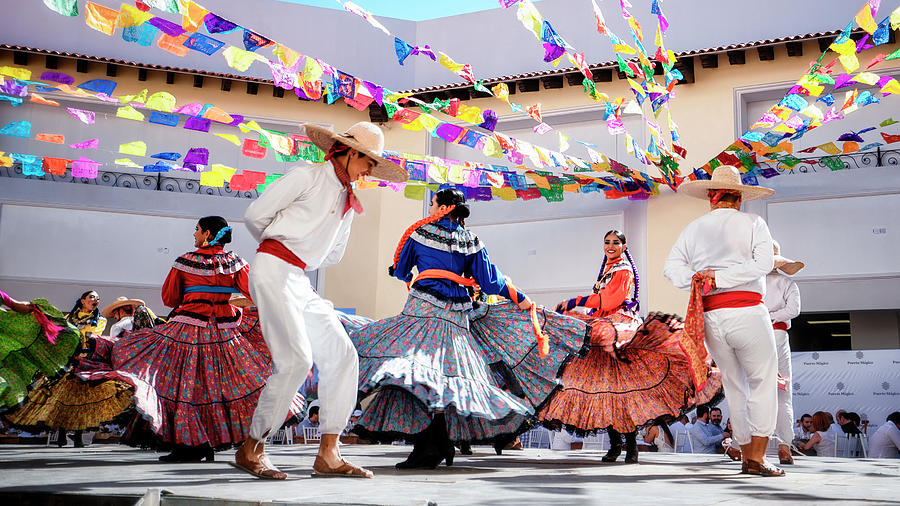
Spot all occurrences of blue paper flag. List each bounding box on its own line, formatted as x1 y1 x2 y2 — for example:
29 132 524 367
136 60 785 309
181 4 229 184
873 17 890 46
183 33 225 55
143 162 172 172
394 37 414 65
0 120 31 137
12 153 43 176
149 111 179 126
0 95 24 106
123 23 160 46
151 152 182 161
817 93 835 106
778 93 808 112
243 30 273 52
77 79 117 96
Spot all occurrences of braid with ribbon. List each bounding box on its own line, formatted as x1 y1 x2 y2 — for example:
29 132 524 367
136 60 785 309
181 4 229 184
624 247 640 312
389 205 456 276
208 226 232 247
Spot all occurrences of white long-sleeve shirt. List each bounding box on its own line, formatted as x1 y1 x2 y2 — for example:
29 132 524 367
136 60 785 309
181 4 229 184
664 208 774 296
244 162 354 271
765 271 801 329
868 423 900 458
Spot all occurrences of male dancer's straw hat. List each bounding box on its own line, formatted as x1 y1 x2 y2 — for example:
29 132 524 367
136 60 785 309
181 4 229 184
229 295 254 308
305 122 408 183
678 165 775 202
101 297 145 318
773 240 805 275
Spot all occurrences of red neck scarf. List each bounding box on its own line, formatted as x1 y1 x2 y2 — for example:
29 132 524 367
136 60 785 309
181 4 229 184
325 144 363 217
708 189 742 210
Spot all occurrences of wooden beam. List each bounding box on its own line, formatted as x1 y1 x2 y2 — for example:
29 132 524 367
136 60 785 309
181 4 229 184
699 54 718 69
193 75 203 88
106 63 118 77
540 75 564 89
674 56 695 84
220 79 231 92
592 69 613 82
565 72 584 87
246 82 259 95
818 36 835 52
273 86 284 98
517 79 540 92
45 55 58 69
785 41 804 57
727 50 745 65
368 102 388 123
76 60 89 73
13 51 28 66
137 68 148 81
165 71 175 84
757 46 775 61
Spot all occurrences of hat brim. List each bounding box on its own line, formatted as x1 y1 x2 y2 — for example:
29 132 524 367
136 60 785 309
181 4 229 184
678 178 775 202
774 255 805 275
229 296 254 308
100 299 145 318
305 124 408 183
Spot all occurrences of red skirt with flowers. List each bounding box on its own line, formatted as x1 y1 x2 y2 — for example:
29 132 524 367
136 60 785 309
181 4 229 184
109 308 302 450
538 312 720 434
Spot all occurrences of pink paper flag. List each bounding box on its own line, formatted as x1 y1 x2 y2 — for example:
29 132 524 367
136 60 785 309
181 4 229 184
72 157 100 179
70 138 99 149
533 122 553 134
65 107 95 124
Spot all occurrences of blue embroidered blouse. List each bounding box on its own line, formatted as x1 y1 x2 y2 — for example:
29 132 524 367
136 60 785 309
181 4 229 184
393 218 520 311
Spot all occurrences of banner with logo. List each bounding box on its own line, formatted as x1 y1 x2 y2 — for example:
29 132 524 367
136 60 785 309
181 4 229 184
791 349 900 426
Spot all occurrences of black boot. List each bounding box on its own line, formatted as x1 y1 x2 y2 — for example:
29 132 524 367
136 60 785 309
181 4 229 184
159 446 207 463
602 428 623 462
492 433 517 456
459 442 473 455
624 431 639 464
395 425 441 470
56 428 67 448
72 430 85 448
429 413 454 467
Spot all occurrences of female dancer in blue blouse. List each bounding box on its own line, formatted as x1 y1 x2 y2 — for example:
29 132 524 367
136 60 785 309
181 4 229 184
340 188 587 469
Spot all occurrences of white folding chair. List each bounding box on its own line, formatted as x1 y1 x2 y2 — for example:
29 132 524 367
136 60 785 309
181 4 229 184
522 427 550 449
835 434 866 458
675 431 694 453
582 433 607 451
303 426 322 444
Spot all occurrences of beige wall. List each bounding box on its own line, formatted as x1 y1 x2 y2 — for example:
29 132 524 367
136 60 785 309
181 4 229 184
6 37 900 319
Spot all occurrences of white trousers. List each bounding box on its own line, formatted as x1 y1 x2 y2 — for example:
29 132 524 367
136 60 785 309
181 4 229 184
248 253 359 438
773 329 794 445
703 305 777 446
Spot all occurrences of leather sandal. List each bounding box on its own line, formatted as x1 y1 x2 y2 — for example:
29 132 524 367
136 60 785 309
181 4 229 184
312 457 374 478
744 459 785 477
230 454 287 480
778 446 794 465
725 447 742 462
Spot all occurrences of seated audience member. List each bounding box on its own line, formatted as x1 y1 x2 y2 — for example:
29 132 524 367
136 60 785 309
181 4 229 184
793 413 816 456
550 428 583 451
868 412 900 459
690 405 725 454
644 418 675 453
709 407 724 431
296 401 320 441
840 412 862 435
798 411 836 457
342 409 363 436
722 418 741 461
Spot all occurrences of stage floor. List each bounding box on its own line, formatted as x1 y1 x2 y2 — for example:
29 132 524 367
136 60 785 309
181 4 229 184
0 444 897 505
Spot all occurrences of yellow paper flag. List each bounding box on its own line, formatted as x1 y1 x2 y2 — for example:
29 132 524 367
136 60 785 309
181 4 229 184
117 89 148 104
213 133 241 146
401 117 425 132
85 2 119 36
418 114 441 133
223 46 265 72
852 72 880 85
428 164 447 183
116 105 145 121
303 57 324 83
516 0 543 39
273 44 301 68
492 187 518 201
263 132 294 155
856 4 878 34
448 165 465 184
146 91 176 112
838 53 860 73
211 164 236 182
830 39 857 56
119 141 147 156
117 3 152 28
892 6 900 30
0 66 31 81
802 104 824 120
491 83 510 105
482 137 503 158
456 104 483 124
200 170 225 187
115 158 142 168
818 142 841 155
559 132 570 152
238 120 265 134
881 77 900 95
438 53 464 73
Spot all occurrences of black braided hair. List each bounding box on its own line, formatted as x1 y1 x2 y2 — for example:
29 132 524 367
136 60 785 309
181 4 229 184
624 247 640 312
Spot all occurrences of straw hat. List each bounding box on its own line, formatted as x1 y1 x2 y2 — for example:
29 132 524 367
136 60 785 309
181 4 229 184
101 297 145 318
229 294 254 308
678 166 775 202
305 122 408 182
773 240 805 275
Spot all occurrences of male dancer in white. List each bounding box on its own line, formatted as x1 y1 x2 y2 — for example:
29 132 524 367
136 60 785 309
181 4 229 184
232 122 407 479
765 240 804 465
664 165 783 477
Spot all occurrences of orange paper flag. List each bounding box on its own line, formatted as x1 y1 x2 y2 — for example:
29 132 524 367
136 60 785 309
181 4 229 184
85 2 119 36
42 157 70 176
36 134 65 144
158 33 190 57
30 93 60 106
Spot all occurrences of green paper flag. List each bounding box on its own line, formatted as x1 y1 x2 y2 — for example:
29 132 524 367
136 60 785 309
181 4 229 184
42 0 78 16
257 174 283 193
474 80 492 95
880 118 898 127
819 156 845 171
403 184 426 200
886 47 900 61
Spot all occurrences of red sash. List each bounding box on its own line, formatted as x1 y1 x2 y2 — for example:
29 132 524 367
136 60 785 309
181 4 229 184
773 321 789 331
701 291 763 312
257 239 307 270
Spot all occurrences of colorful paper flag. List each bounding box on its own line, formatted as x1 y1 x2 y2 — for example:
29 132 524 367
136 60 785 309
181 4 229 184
0 121 31 138
116 105 145 121
85 2 118 36
72 157 100 179
70 138 99 149
158 33 190 56
42 0 78 16
119 141 147 156
36 133 65 144
42 156 70 175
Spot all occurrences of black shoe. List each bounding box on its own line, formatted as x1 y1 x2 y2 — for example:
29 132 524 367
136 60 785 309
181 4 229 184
623 431 638 464
459 442 473 455
158 447 207 463
72 430 85 448
395 434 436 470
445 444 455 467
603 428 624 462
601 445 622 462
492 433 517 456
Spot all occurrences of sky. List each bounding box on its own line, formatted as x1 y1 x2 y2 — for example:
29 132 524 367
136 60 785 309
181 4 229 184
276 0 543 21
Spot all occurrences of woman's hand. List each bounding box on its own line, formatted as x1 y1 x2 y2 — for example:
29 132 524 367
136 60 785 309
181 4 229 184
517 296 534 311
4 297 33 314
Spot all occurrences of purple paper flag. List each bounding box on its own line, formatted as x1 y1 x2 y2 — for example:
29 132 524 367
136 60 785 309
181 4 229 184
72 158 100 179
478 110 498 132
0 80 27 97
203 13 238 34
65 107 96 125
362 81 383 106
184 147 209 165
184 117 211 132
832 74 854 90
40 72 74 85
226 114 243 127
148 16 185 37
436 123 464 143
70 138 99 149
183 33 225 55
